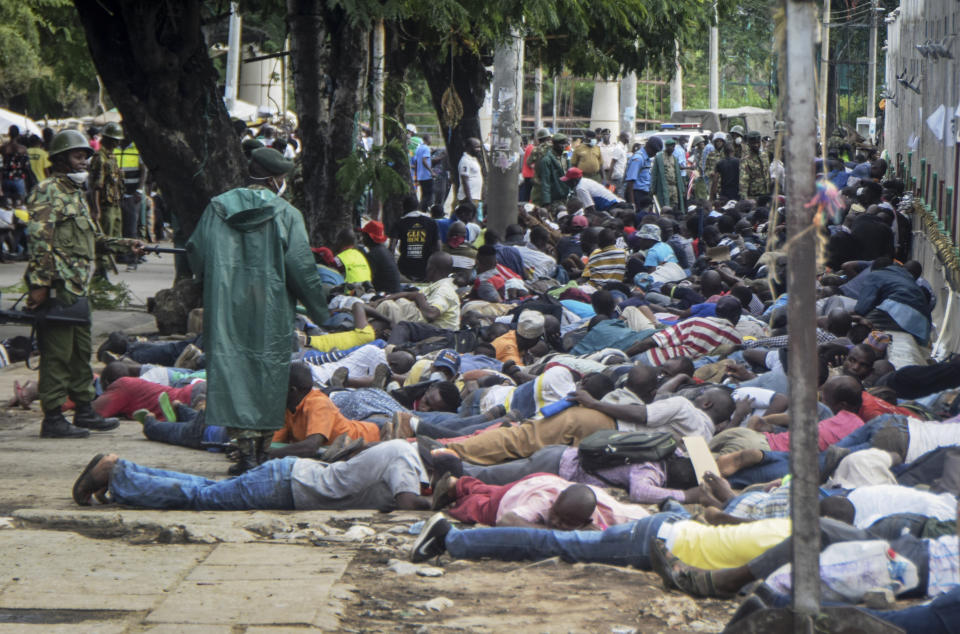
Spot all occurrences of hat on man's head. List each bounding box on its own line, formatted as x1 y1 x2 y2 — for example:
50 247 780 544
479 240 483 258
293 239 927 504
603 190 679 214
571 215 589 228
552 133 568 143
637 223 661 242
433 349 461 375
361 220 387 244
517 310 545 339
560 167 583 182
250 147 294 176
311 246 336 266
663 137 677 146
242 137 264 153
535 127 551 140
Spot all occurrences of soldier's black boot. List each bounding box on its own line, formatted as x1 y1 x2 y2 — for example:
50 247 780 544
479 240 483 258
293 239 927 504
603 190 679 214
73 402 120 431
41 407 90 438
228 438 258 476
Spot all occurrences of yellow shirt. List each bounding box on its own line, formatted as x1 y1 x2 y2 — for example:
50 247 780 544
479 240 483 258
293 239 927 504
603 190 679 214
26 148 49 182
337 247 372 284
308 324 375 352
571 144 603 177
670 518 792 570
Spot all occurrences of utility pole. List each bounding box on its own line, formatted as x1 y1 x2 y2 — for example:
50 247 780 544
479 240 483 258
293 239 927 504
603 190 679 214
224 2 242 113
818 0 831 142
371 20 385 148
866 0 879 120
784 0 821 626
709 3 719 110
620 72 637 139
534 66 543 130
487 29 523 237
669 40 683 114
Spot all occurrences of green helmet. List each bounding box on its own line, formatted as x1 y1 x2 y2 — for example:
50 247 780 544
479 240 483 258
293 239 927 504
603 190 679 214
746 130 762 141
691 135 704 146
774 121 786 133
729 125 746 137
49 129 93 158
102 121 124 141
535 127 551 140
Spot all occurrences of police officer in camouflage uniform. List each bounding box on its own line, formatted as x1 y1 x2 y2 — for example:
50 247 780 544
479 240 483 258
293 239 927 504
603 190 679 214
702 132 727 200
738 130 772 200
25 129 144 438
89 122 124 237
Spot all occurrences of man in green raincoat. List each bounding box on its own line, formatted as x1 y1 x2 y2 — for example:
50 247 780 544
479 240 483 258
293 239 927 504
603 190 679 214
187 147 330 475
650 138 685 211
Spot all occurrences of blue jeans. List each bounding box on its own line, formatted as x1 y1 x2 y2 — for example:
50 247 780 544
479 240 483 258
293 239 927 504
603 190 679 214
762 585 960 634
445 513 684 570
832 414 908 452
415 411 501 439
126 338 198 365
109 457 296 510
142 415 229 450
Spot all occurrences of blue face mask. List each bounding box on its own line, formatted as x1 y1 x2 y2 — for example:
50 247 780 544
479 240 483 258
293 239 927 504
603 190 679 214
589 139 597 147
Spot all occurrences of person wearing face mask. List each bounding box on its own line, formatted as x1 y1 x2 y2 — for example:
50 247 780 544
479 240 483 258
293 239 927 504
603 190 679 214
186 146 331 475
728 125 745 159
570 130 603 181
25 129 146 439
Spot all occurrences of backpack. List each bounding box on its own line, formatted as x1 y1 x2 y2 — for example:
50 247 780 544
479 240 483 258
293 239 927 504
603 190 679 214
577 429 677 472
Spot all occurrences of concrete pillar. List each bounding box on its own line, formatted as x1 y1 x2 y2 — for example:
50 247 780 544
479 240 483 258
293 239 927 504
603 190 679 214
619 72 637 139
590 78 620 137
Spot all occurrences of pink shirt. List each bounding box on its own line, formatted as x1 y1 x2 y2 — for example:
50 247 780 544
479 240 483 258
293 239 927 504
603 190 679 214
495 474 649 529
765 410 864 452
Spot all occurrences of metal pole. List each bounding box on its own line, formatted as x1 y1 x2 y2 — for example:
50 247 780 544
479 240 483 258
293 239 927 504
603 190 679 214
224 2 242 112
709 3 720 110
371 20 385 148
784 0 821 627
487 29 523 237
534 66 543 130
552 74 559 131
670 40 683 114
818 0 831 142
620 72 638 139
866 0 879 120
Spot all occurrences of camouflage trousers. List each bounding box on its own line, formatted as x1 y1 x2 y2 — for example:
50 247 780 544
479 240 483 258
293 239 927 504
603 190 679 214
37 286 95 412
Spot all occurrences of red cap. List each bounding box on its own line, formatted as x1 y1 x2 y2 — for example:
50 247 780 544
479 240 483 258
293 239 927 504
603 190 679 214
361 220 387 244
311 246 336 265
560 167 583 182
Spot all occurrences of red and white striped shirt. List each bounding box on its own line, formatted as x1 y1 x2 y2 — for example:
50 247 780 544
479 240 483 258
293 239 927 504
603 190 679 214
647 317 742 366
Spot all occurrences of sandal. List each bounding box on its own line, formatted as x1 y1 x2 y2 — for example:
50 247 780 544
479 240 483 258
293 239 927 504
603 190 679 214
72 454 108 506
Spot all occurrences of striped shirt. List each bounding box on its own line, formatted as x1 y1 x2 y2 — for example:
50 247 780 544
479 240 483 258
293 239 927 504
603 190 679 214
582 245 627 283
742 328 837 349
647 316 742 365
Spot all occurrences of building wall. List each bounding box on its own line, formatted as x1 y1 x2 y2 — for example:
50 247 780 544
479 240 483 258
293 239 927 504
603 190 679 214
885 0 960 358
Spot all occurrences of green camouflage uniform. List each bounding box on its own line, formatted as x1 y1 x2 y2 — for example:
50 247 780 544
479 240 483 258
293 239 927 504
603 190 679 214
528 142 552 205
25 175 133 411
738 150 772 199
703 147 723 199
88 147 124 237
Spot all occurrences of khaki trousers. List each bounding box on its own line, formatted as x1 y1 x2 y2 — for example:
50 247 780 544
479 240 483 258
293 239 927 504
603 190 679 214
447 406 615 465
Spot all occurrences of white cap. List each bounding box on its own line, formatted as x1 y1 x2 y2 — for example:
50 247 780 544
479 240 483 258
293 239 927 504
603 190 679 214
406 123 418 134
517 310 545 339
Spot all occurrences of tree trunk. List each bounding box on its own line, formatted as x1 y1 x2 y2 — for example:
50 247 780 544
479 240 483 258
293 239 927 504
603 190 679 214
287 0 369 245
380 24 416 232
73 1 246 239
420 48 488 203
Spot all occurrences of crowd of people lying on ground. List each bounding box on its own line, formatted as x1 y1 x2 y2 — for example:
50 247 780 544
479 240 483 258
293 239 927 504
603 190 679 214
52 181 960 631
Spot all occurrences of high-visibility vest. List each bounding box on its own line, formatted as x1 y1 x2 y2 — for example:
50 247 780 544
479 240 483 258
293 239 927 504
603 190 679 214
338 248 372 283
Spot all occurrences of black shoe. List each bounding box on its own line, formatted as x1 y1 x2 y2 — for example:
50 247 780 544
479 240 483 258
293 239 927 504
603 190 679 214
410 512 451 563
96 331 128 363
73 402 120 431
41 409 90 438
227 438 258 476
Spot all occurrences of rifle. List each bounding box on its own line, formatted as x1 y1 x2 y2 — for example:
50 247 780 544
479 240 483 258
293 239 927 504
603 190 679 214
0 293 91 328
142 246 187 255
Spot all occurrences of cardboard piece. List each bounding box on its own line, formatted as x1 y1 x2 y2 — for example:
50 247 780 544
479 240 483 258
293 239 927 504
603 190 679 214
683 435 721 485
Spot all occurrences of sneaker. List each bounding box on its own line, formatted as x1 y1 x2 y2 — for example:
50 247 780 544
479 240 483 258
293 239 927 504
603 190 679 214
410 512 451 563
174 344 202 370
158 392 176 422
329 367 349 388
370 364 391 390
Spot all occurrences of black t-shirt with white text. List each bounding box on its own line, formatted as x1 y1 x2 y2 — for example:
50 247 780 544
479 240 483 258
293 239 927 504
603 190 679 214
390 213 438 280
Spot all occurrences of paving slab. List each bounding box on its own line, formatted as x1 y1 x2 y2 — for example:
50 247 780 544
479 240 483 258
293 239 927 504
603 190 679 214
0 530 211 611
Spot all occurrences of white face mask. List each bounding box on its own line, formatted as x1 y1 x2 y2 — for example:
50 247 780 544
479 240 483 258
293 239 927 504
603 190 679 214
734 137 742 145
67 171 88 185
589 139 597 147
428 371 447 382
274 178 287 197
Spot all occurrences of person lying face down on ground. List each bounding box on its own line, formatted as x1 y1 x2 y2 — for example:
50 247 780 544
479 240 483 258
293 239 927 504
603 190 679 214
71 439 431 512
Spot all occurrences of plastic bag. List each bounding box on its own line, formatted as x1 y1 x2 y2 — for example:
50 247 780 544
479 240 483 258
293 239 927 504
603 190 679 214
765 540 919 603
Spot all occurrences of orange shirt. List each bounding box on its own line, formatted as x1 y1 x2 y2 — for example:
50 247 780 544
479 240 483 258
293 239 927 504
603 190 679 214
859 391 914 422
273 389 380 444
491 331 524 365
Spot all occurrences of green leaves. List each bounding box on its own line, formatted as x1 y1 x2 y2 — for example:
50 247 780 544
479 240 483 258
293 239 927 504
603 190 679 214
335 136 411 208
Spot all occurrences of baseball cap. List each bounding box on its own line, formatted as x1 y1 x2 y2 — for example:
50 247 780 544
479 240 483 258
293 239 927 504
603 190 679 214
516 310 545 339
432 349 461 376
560 167 583 182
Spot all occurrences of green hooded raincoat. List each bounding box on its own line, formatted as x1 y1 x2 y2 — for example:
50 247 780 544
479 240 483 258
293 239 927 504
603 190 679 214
186 187 329 431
